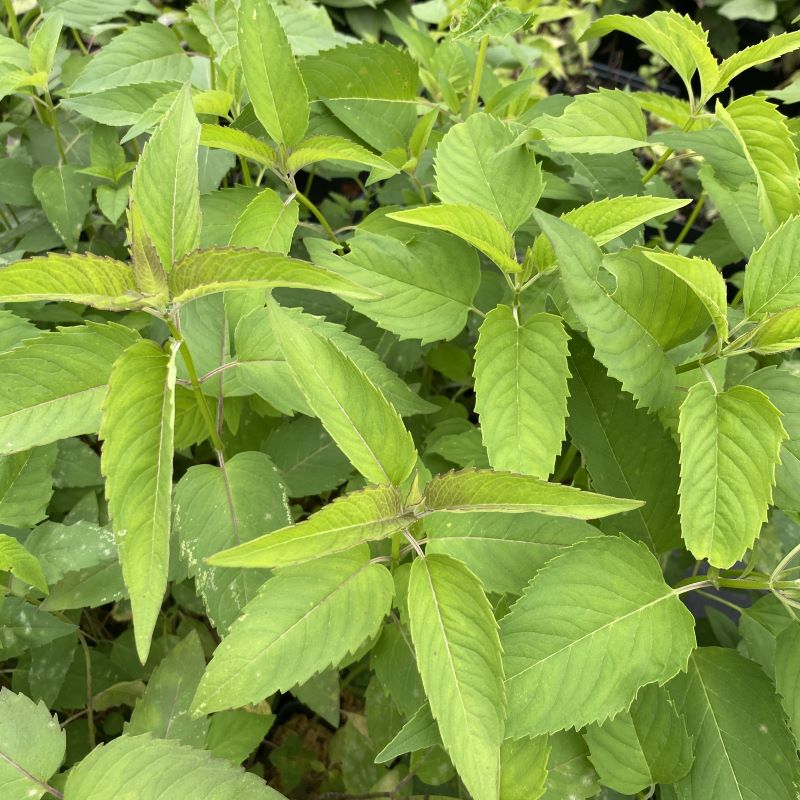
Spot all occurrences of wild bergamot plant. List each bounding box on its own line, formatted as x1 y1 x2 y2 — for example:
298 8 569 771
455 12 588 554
1 1 800 798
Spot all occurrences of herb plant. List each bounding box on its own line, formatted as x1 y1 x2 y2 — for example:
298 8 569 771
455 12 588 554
2 2 800 798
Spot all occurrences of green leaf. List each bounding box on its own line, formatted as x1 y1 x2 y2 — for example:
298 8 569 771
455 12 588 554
100 339 178 662
0 445 56 528
387 204 520 273
567 337 682 552
435 112 542 231
474 307 570 478
534 211 675 409
716 31 800 92
541 732 599 800
306 230 480 343
534 89 649 154
775 621 800 747
501 535 696 738
715 96 800 231
61 83 181 127
425 510 598 596
287 135 399 175
131 84 201 270
238 0 308 147
0 252 140 310
409 554 505 800
67 22 191 94
63 734 286 799
174 451 290 634
300 42 418 153
678 382 786 568
744 216 800 316
0 597 75 659
422 469 644 519
668 647 798 799
192 547 393 714
199 124 276 168
531 195 690 272
752 306 800 353
29 12 63 76
126 632 209 747
0 310 36 353
269 300 417 486
375 703 439 763
205 710 275 764
0 534 47 593
169 247 375 305
0 688 65 800
0 323 139 455
209 485 409 569
229 189 297 252
32 165 92 250
584 684 693 795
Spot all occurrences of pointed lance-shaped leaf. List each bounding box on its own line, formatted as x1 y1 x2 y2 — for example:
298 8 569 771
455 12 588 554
209 485 411 569
192 547 393 714
131 83 201 271
501 535 696 738
169 247 377 306
678 382 786 568
127 201 168 307
422 469 643 519
238 0 308 147
199 124 276 168
101 339 178 663
0 253 141 310
409 554 505 800
269 299 417 486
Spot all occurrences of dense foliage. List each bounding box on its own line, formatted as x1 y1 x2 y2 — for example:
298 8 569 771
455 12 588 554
2 1 800 798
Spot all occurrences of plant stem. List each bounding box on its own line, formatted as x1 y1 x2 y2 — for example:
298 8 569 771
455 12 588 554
641 147 674 184
70 27 88 55
75 628 95 750
670 193 706 251
43 89 67 163
293 187 341 246
553 443 578 483
3 0 21 42
167 320 226 454
466 34 489 116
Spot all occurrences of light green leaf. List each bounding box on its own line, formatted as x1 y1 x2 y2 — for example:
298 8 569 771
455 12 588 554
174 451 289 634
474 307 570 478
500 736 549 800
300 42 418 153
775 621 800 747
63 734 286 799
199 124 276 168
32 165 91 250
0 445 56 529
169 247 375 305
229 189 297 252
287 135 399 175
532 195 690 272
422 469 644 519
425 511 598 596
0 688 65 800
375 703 439 763
205 710 275 764
306 230 480 343
0 310 36 353
435 112 542 231
67 22 191 94
269 300 417 486
0 323 139 455
209 485 409 569
409 554 505 800
584 684 693 795
192 547 393 714
678 382 786 568
534 89 649 154
61 83 181 127
752 306 800 353
642 250 729 343
100 339 178 662
744 216 800 316
131 84 200 270
715 96 800 231
0 597 75 659
0 534 47 593
534 211 675 408
501 535 696 738
387 204 520 273
541 732 599 800
29 13 63 76
239 0 308 147
0 253 140 310
567 337 682 552
668 647 798 799
716 31 800 92
126 632 209 747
